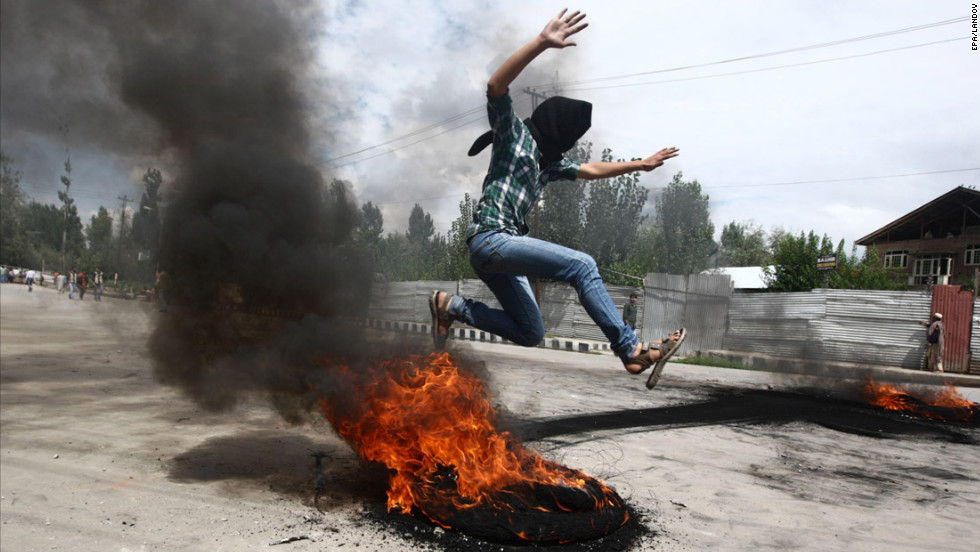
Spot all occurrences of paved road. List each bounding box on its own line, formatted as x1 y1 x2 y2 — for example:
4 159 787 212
2 283 978 551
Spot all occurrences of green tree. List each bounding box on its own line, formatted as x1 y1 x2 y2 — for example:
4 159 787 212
375 203 450 281
84 207 114 271
606 222 661 286
355 201 384 250
537 141 589 250
321 179 358 246
764 230 834 291
0 153 28 265
446 193 477 280
720 221 771 267
377 232 410 280
130 168 162 269
764 232 905 292
655 173 715 274
57 159 84 271
25 202 64 253
406 203 434 245
827 242 906 290
582 148 649 269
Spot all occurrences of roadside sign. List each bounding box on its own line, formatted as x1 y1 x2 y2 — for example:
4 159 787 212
817 254 837 271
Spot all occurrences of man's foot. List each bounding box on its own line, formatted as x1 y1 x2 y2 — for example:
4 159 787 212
623 329 682 374
429 290 454 350
624 342 660 375
622 329 686 389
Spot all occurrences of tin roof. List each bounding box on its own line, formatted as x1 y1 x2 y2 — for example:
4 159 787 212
856 186 980 245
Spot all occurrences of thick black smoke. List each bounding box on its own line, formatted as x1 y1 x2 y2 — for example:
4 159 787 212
3 0 376 420
118 1 375 418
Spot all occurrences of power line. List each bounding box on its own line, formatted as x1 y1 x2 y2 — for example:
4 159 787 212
563 37 963 93
542 17 966 89
320 17 967 168
327 105 487 163
323 95 533 168
698 167 980 190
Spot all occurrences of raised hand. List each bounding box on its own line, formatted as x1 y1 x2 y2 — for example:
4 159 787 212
640 147 680 171
540 8 588 48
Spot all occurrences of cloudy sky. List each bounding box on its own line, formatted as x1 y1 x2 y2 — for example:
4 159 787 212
2 0 978 254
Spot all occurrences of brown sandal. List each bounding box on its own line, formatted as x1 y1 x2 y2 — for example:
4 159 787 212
624 343 659 375
429 290 453 349
646 328 686 389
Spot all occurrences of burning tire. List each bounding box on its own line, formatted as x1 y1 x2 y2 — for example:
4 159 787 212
316 352 632 545
417 468 630 544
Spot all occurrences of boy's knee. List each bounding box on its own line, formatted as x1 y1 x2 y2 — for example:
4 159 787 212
513 322 545 347
569 252 599 278
514 331 545 348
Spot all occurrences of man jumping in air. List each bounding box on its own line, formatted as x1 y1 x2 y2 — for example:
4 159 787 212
430 9 685 389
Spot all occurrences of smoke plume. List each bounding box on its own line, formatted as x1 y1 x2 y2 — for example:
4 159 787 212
3 0 381 421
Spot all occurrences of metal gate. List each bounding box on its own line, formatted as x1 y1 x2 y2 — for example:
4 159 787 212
930 285 974 373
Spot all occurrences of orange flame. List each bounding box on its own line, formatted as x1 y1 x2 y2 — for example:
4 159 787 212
860 377 976 422
314 352 625 530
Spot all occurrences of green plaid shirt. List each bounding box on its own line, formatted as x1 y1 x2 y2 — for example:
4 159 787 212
469 92 581 238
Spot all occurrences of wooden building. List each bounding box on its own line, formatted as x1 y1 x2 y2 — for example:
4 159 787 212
856 186 980 289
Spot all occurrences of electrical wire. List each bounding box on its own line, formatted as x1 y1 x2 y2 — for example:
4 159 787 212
699 168 980 190
540 17 967 88
563 37 963 93
321 17 967 167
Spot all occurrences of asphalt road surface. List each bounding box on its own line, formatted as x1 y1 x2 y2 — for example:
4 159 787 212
2 283 978 551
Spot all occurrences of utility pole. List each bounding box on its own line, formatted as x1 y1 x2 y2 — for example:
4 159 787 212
116 194 131 273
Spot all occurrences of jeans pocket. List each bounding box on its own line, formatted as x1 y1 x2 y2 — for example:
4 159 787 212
470 234 504 272
481 250 504 272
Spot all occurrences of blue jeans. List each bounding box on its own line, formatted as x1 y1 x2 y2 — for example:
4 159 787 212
449 231 639 362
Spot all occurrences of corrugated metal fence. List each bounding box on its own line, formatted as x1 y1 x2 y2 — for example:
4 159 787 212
725 289 934 370
642 273 732 353
366 276 978 374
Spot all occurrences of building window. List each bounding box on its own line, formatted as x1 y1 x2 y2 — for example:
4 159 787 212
883 250 909 269
966 245 980 266
912 254 952 285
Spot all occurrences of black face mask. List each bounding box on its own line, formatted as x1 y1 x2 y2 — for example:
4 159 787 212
468 96 592 163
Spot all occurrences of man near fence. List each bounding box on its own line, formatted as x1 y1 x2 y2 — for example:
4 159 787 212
919 313 945 372
623 293 638 333
427 9 685 389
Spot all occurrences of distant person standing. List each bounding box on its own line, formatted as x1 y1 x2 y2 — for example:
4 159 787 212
919 313 945 372
93 267 104 301
25 269 36 292
622 293 638 331
68 268 78 299
154 268 171 312
77 271 88 300
56 271 66 294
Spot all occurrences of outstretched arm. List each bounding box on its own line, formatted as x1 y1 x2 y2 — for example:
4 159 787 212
578 147 680 180
487 9 588 98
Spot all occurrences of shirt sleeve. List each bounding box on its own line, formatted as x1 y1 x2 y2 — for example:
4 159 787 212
547 157 582 181
487 92 522 148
